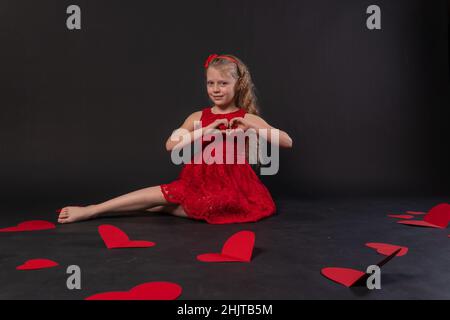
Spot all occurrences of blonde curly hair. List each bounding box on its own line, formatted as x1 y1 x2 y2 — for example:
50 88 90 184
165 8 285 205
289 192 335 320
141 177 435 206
204 54 260 116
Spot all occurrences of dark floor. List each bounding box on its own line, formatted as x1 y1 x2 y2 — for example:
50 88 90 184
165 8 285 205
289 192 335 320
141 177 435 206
0 196 449 300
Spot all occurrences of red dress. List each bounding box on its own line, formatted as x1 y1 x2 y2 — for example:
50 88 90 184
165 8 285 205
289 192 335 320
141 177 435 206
160 106 276 224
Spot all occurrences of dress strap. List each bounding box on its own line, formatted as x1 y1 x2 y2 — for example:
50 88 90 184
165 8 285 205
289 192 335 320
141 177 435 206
200 107 211 121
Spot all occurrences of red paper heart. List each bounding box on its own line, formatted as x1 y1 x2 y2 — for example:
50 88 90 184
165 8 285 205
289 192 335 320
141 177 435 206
321 248 401 288
405 211 427 215
365 243 408 256
0 220 56 232
85 281 182 300
16 259 59 270
388 214 414 219
98 225 155 249
398 203 450 229
321 268 366 288
397 220 443 228
197 231 255 262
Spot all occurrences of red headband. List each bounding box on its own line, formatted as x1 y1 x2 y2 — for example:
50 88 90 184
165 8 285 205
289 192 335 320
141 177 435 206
204 54 238 68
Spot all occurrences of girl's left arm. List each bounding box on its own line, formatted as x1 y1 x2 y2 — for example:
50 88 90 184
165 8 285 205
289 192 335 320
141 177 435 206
230 114 293 148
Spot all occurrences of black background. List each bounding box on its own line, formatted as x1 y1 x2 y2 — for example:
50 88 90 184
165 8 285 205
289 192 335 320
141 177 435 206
0 0 448 204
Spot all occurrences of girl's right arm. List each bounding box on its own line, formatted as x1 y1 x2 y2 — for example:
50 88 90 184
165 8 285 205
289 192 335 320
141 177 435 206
165 111 228 152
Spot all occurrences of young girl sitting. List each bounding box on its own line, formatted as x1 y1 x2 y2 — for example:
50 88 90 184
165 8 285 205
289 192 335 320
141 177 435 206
57 53 293 224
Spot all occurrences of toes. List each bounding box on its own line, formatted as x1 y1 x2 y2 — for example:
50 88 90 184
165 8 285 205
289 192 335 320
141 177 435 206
58 216 69 223
58 207 69 218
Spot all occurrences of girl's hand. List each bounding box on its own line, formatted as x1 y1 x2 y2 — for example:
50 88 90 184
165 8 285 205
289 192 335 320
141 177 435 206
229 117 252 130
205 118 229 134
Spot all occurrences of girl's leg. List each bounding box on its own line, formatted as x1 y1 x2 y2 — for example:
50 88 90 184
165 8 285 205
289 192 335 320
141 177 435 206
145 205 189 218
58 185 186 224
145 205 166 212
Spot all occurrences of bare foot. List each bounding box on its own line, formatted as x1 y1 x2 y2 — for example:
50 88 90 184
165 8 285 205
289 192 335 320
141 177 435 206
57 205 99 224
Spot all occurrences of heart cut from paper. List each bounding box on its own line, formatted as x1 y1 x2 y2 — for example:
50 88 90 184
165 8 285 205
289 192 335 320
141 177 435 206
197 231 255 262
85 281 182 300
16 259 59 270
365 243 408 257
321 248 401 287
388 214 414 219
0 220 56 232
405 211 427 215
321 268 366 288
98 225 155 249
398 203 450 229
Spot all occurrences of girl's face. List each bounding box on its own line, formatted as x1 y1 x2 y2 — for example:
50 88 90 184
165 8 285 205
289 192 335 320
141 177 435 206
206 67 237 108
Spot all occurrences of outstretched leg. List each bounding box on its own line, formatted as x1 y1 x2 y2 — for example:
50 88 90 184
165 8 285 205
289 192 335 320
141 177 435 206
58 185 183 224
145 205 189 218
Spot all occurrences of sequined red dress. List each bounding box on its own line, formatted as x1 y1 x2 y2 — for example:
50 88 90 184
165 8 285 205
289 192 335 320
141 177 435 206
160 106 276 224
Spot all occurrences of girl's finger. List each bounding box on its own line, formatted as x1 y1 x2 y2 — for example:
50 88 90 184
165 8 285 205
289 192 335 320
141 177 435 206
231 117 241 124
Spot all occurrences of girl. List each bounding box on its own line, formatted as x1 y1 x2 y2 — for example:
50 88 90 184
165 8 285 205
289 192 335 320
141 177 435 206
57 54 293 224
